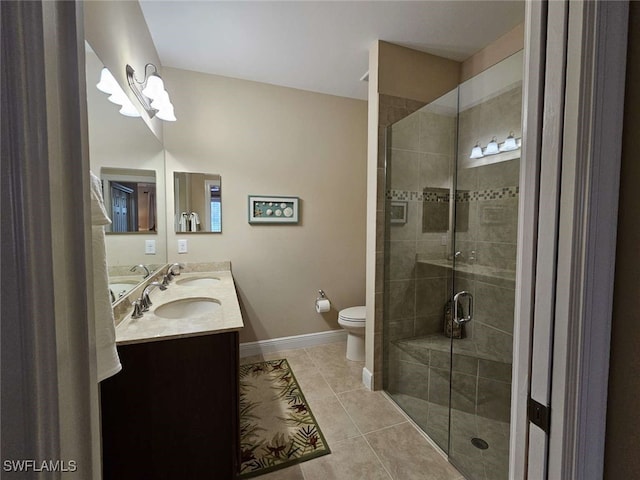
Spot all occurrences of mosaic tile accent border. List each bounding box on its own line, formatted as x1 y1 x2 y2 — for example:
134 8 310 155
387 186 519 202
458 186 520 201
386 190 424 201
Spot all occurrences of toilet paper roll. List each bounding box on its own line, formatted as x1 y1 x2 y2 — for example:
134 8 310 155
315 298 330 313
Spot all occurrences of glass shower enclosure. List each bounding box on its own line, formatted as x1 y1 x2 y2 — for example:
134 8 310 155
383 51 523 480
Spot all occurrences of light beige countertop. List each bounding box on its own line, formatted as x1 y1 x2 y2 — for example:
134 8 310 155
115 269 244 345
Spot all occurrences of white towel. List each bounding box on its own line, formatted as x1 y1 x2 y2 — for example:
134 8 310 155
90 171 122 382
189 211 200 232
178 212 189 232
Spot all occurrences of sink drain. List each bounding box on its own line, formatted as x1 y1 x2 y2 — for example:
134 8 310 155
471 437 489 450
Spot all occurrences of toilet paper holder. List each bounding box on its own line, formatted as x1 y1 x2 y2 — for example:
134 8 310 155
315 290 331 313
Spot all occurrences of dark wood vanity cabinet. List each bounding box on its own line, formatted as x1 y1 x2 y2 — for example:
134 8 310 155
100 332 239 480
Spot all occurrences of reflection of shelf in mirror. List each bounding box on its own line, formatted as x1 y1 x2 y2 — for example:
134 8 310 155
461 149 520 169
415 255 515 284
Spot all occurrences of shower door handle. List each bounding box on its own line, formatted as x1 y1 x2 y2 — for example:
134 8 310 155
453 291 473 325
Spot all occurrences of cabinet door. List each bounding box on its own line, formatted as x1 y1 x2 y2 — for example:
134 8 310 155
101 332 239 479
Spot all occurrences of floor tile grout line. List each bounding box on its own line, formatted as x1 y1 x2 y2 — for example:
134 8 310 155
359 431 395 480
380 391 450 461
333 385 367 437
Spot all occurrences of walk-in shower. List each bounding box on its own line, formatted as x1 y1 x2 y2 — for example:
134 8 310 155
383 51 523 480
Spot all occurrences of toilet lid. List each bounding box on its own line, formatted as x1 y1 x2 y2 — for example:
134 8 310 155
339 306 366 321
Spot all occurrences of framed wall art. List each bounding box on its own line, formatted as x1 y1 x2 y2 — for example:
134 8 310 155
390 201 408 224
248 195 299 224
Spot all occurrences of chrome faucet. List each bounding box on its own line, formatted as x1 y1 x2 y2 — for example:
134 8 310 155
140 281 166 312
165 263 184 281
130 264 151 278
131 300 143 319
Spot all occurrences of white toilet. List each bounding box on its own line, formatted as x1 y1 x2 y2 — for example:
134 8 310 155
338 306 366 361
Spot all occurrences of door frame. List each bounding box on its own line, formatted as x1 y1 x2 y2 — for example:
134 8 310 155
514 1 629 478
510 0 547 477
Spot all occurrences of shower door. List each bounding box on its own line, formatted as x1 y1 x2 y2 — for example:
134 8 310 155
384 51 523 480
447 51 522 480
383 87 459 454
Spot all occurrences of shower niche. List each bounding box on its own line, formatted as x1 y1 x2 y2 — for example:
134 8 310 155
383 50 523 480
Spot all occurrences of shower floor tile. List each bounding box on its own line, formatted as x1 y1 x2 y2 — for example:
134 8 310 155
387 391 510 480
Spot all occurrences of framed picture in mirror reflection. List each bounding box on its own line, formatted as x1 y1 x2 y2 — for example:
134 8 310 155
173 172 222 233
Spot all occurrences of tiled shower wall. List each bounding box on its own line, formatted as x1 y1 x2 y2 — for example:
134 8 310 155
454 84 522 363
385 108 456 343
373 94 426 388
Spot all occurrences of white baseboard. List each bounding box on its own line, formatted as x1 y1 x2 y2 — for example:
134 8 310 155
239 330 347 358
362 367 373 390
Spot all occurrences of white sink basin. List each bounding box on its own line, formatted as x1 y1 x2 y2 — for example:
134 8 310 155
175 276 221 287
109 282 138 299
154 298 221 319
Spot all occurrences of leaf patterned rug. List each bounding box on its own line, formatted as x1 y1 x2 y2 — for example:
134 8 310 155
239 359 330 478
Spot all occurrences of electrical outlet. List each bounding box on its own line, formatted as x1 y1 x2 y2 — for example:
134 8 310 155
178 239 188 254
145 239 156 255
441 235 448 246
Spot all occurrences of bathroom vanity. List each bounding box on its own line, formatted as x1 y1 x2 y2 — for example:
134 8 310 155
100 266 244 479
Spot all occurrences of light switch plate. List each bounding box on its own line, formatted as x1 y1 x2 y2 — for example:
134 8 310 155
145 239 156 254
178 239 188 254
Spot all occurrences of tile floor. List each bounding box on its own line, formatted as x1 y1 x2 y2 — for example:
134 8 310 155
390 394 510 480
240 340 464 480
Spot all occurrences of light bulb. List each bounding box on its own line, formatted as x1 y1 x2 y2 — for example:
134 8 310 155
485 137 499 155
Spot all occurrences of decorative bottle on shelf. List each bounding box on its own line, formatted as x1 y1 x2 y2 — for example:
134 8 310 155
443 300 464 339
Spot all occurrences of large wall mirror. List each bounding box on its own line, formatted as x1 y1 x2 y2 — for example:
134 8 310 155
174 172 222 233
85 42 167 300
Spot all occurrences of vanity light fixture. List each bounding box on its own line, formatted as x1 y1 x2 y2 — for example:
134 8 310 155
469 142 484 159
470 134 522 160
96 67 141 118
126 64 176 122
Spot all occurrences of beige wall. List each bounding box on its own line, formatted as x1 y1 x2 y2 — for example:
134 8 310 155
605 2 640 478
460 23 524 82
162 67 368 343
378 41 461 103
84 0 163 141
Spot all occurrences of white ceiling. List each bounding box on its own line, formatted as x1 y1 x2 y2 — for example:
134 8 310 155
140 1 525 100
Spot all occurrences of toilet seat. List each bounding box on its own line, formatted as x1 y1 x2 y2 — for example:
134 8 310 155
338 306 366 322
338 317 365 328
